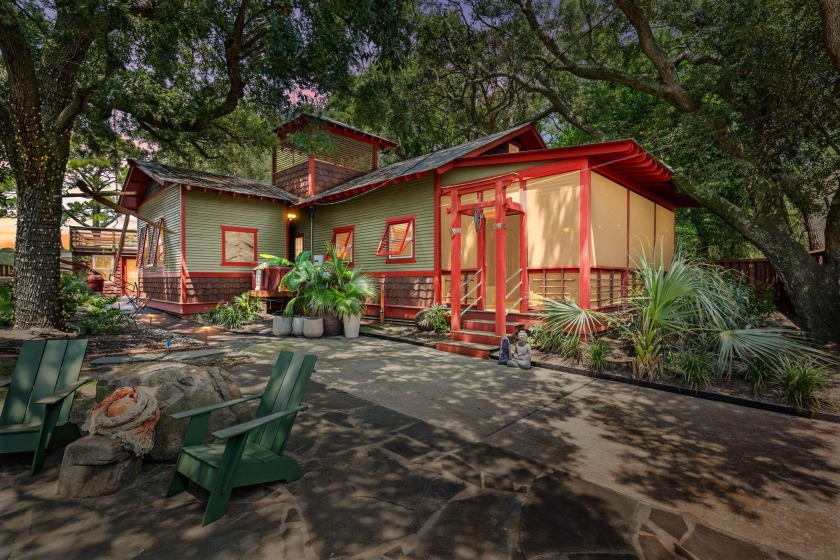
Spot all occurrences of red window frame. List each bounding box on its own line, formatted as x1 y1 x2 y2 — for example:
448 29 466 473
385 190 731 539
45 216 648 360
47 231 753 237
376 214 416 264
220 225 259 266
291 233 305 260
330 226 355 266
136 225 147 267
146 217 164 267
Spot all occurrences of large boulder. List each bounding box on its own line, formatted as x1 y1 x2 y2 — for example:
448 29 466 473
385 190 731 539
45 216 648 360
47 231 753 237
95 363 252 461
57 435 141 498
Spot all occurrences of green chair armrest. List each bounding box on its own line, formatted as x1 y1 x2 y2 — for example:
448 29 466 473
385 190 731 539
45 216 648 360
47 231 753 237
0 379 10 390
170 394 263 420
35 378 92 405
212 404 308 440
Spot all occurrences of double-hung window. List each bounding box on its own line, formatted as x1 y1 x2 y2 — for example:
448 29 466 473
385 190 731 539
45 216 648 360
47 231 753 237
376 215 415 263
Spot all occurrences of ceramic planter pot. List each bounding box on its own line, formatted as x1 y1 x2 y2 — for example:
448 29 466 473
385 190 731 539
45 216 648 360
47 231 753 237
303 317 324 338
322 314 343 337
343 315 361 339
272 316 292 336
291 316 305 336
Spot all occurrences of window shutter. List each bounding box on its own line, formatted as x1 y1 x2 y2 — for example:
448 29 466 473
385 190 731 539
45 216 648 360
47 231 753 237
136 225 147 266
153 218 165 266
375 225 392 256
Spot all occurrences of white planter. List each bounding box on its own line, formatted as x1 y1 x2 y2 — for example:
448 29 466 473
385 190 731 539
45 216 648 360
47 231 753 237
272 316 292 336
303 317 324 338
292 316 305 336
343 315 361 339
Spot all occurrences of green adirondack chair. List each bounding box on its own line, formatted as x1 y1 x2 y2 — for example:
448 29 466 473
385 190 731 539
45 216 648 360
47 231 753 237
0 339 89 475
166 350 317 526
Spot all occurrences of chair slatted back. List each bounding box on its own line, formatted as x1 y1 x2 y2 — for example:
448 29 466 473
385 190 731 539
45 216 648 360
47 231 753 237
247 351 316 452
0 339 87 426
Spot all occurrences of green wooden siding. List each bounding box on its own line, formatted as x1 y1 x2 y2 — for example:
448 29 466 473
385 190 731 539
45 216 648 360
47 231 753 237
138 186 181 273
311 177 434 272
184 190 287 272
440 161 552 187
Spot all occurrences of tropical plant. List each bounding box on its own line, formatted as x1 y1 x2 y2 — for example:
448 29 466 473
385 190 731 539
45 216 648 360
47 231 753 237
529 323 582 362
584 338 610 373
318 244 378 319
278 251 327 317
77 294 134 335
542 254 833 381
418 304 451 334
258 253 294 267
773 359 832 413
200 292 263 331
60 273 95 321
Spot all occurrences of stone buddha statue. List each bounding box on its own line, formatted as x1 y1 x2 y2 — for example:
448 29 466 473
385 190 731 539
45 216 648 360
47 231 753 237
506 329 532 370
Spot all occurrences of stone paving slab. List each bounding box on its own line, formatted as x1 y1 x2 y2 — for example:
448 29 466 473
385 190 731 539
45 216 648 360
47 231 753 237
90 353 165 365
161 348 230 361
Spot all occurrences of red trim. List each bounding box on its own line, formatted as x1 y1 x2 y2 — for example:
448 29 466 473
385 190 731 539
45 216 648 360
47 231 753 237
476 192 487 310
186 272 252 278
579 161 592 309
519 160 586 181
433 173 442 304
377 215 417 263
494 180 507 336
461 123 547 158
180 187 187 304
450 191 462 331
519 180 529 313
330 225 355 266
325 124 399 149
139 271 182 278
308 155 316 197
367 270 434 277
220 225 259 267
285 202 290 265
594 168 677 212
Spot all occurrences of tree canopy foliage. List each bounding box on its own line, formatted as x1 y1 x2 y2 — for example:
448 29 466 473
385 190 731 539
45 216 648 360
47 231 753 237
0 0 411 329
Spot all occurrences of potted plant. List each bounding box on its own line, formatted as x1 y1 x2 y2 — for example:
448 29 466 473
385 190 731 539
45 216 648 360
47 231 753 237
279 251 328 338
322 245 377 339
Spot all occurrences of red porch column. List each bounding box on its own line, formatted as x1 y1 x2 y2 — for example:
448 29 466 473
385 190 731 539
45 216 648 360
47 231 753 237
476 192 486 310
433 173 442 304
519 179 529 313
450 191 462 332
494 180 507 337
579 161 592 309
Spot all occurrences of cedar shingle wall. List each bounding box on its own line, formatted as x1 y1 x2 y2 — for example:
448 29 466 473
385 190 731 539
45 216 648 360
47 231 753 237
140 277 180 302
184 277 252 303
273 162 309 198
385 276 434 308
313 161 364 195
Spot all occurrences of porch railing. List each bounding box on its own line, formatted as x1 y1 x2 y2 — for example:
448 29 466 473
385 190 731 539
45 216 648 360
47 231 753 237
460 269 483 317
505 268 522 313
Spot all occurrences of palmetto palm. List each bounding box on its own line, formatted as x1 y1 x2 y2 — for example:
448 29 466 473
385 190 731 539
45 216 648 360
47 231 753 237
542 254 832 380
320 244 378 319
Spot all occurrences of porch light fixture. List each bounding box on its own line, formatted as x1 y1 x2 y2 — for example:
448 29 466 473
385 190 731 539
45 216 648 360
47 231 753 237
287 211 298 221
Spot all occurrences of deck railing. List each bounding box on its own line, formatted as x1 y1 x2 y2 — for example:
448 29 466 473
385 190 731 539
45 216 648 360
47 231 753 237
69 227 138 253
0 264 12 277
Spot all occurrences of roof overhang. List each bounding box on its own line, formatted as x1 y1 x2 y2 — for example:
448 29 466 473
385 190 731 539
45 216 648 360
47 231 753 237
274 114 398 149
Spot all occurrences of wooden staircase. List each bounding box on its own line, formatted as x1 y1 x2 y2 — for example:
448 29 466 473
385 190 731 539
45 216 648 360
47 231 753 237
435 312 525 359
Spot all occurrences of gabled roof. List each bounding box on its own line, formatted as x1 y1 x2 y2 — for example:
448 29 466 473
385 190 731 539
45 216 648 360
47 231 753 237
122 160 299 208
301 122 546 204
274 113 399 149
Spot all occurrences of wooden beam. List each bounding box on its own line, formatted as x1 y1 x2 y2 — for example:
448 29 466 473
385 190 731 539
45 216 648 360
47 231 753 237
111 218 130 280
76 180 175 234
56 191 140 198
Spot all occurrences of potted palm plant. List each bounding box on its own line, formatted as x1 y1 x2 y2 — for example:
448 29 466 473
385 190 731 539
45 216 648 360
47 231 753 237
322 245 377 339
278 251 324 337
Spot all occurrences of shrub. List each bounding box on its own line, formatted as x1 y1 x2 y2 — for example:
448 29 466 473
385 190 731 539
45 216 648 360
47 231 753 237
743 360 771 389
78 294 134 335
528 323 582 361
585 338 610 372
201 292 263 331
773 359 831 413
0 281 13 326
670 349 718 389
60 274 94 320
417 304 451 334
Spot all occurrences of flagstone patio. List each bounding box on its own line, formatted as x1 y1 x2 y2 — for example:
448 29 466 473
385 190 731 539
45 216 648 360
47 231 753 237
1 332 838 559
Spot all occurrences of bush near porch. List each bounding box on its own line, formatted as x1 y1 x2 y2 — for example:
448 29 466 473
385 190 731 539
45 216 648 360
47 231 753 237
535 255 839 414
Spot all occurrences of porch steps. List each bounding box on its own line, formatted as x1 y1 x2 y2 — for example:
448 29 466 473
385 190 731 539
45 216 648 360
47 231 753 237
450 329 502 346
434 340 499 359
462 319 525 335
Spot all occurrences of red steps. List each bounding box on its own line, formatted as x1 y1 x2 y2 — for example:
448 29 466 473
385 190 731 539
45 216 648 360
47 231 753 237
434 340 498 359
435 319 528 359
